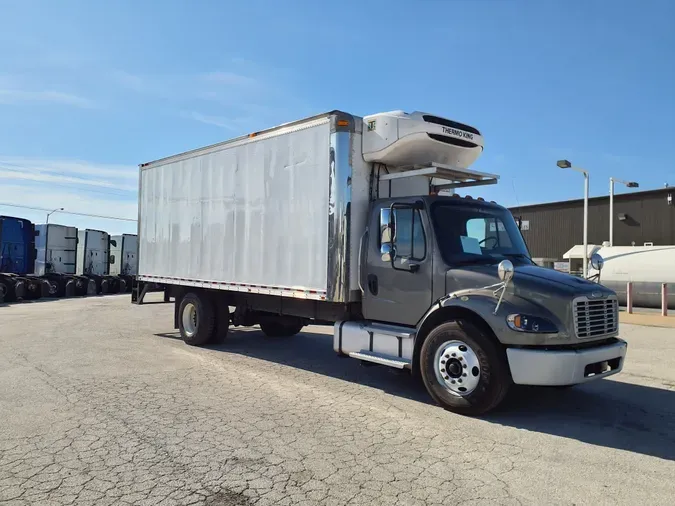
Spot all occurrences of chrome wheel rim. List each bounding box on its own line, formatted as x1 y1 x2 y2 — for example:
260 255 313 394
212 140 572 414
182 302 198 337
434 340 481 396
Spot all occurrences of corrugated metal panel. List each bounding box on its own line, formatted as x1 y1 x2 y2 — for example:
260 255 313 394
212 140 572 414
138 118 332 295
511 190 675 260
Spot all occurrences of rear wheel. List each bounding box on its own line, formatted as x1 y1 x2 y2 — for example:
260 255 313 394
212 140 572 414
212 305 230 344
178 292 217 346
0 280 10 302
260 318 304 338
420 320 511 416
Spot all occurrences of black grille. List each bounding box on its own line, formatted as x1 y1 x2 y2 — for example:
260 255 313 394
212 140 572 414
574 297 619 339
428 133 479 149
422 115 481 135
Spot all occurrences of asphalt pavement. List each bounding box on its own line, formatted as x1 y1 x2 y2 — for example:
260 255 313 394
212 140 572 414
1 294 674 505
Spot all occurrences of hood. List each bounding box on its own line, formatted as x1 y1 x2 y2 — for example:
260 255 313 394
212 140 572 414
512 264 607 292
446 262 616 332
447 262 611 296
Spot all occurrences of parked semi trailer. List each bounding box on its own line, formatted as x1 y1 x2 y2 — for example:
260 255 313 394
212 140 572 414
0 215 49 302
135 110 627 415
76 228 120 294
109 234 137 292
35 224 96 297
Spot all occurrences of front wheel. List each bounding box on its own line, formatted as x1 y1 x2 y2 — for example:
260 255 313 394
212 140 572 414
420 320 511 416
178 292 216 346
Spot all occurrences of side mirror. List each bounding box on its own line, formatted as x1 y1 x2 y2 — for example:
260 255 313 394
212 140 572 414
493 259 515 315
498 259 515 283
109 254 115 265
590 253 604 271
380 208 394 262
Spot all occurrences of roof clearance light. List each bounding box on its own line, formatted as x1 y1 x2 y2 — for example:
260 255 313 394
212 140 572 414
337 120 350 127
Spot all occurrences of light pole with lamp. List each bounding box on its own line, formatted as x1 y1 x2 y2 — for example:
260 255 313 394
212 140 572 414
609 178 639 246
557 160 589 278
46 207 64 224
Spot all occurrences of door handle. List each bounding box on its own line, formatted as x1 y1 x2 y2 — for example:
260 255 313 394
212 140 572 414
367 274 378 296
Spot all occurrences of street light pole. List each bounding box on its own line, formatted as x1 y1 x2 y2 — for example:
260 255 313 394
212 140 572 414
557 160 589 277
582 171 589 278
609 178 639 247
46 207 64 224
609 178 614 247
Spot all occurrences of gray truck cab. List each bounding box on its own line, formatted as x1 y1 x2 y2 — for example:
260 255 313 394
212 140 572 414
337 194 626 415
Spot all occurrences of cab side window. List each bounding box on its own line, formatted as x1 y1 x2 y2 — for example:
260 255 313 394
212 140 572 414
393 208 426 260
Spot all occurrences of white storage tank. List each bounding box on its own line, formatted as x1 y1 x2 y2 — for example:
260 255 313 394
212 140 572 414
588 245 675 309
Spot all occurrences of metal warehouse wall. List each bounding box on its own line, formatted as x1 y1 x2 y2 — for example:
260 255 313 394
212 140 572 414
509 189 675 260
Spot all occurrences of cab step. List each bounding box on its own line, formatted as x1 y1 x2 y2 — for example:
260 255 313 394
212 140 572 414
348 351 411 369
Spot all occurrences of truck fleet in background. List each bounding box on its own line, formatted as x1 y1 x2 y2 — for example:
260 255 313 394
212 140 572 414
0 215 138 303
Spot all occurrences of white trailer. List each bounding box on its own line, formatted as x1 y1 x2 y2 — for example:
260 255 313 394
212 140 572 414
76 229 111 277
110 234 138 276
137 110 626 416
35 224 78 276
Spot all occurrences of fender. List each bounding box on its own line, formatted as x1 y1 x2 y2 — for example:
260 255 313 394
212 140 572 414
412 289 501 375
412 287 566 374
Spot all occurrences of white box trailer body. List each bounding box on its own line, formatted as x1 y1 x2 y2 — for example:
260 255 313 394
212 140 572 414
137 110 493 303
139 112 365 302
76 229 110 276
110 234 138 276
34 224 78 276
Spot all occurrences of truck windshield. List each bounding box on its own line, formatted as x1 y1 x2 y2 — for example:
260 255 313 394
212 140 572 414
431 202 531 265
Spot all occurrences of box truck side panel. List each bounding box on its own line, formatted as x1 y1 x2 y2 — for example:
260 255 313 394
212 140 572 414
139 118 332 296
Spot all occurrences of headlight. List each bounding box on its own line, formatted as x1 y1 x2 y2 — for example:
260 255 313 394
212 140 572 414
506 314 558 333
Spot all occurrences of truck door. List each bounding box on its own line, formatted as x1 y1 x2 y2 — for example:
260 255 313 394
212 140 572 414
362 202 433 326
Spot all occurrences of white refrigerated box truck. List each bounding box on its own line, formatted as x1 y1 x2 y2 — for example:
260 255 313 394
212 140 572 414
135 110 627 415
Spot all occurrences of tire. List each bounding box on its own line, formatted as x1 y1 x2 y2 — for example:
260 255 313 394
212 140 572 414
212 305 230 344
178 292 217 346
0 280 10 303
260 318 304 338
420 320 511 416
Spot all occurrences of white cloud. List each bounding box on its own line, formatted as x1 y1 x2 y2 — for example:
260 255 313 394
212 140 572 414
182 111 239 129
0 183 138 235
0 156 138 181
109 70 148 93
0 168 136 192
0 156 138 232
0 89 96 108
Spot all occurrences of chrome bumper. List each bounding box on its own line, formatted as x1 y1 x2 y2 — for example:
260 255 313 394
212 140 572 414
506 339 627 386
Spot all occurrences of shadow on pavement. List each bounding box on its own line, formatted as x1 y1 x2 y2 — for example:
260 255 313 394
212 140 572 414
157 327 675 462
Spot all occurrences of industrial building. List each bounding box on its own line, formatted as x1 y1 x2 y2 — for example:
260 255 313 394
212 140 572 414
509 187 675 262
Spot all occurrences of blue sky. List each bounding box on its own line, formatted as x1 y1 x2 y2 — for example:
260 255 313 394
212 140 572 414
1 0 673 234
